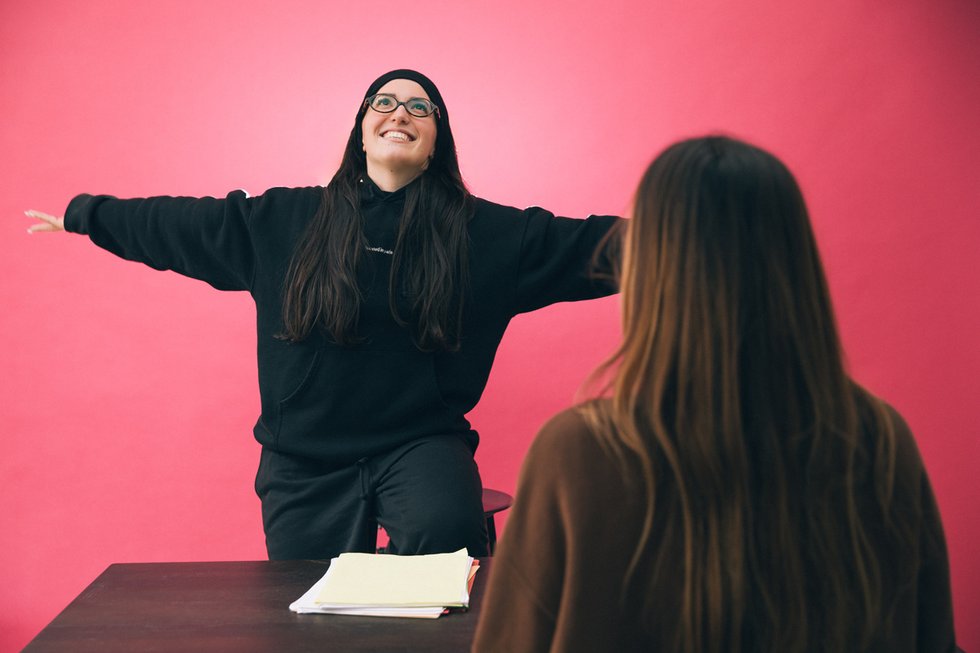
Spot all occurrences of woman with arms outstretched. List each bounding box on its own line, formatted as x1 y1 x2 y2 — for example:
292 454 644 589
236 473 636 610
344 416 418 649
27 69 618 560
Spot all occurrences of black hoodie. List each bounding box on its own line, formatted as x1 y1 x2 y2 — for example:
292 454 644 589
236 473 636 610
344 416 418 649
65 181 618 466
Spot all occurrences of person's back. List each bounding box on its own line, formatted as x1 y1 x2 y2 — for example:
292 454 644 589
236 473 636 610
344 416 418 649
473 136 955 653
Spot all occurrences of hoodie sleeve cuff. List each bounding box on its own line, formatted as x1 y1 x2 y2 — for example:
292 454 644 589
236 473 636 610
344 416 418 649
64 193 108 235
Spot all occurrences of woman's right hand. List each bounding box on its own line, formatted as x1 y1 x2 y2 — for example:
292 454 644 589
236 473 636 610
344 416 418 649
25 210 65 233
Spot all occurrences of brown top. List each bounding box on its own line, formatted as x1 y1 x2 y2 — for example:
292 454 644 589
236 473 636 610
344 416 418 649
472 405 955 653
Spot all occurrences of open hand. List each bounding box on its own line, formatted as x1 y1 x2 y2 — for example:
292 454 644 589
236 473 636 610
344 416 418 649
25 210 65 233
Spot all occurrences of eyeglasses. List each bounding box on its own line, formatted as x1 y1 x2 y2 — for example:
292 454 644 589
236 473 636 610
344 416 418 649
364 93 440 118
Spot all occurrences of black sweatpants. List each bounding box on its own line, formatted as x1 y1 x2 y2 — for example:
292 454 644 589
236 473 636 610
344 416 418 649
255 434 489 560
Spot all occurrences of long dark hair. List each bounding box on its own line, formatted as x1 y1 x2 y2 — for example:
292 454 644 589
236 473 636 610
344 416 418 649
584 136 914 652
280 80 473 350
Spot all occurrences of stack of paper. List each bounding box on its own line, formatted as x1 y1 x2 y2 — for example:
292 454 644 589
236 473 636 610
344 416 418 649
290 548 478 619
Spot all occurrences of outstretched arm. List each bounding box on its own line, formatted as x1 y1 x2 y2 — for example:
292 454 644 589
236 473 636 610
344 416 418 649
27 192 263 292
25 210 65 233
513 206 621 314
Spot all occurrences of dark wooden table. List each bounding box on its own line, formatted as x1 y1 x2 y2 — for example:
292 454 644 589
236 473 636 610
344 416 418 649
25 558 492 652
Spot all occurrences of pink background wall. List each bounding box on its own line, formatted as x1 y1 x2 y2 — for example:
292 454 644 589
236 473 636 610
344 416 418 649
2 0 977 650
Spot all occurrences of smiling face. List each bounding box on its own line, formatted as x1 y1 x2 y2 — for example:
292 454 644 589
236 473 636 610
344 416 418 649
361 78 437 190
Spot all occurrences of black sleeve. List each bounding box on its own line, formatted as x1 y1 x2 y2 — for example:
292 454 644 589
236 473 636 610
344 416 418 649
64 190 257 292
514 206 621 314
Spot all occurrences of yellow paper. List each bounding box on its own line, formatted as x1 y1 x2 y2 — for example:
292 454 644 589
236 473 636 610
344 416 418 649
314 548 472 607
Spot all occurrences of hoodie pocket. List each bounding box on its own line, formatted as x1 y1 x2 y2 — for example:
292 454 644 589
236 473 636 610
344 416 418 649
274 346 455 447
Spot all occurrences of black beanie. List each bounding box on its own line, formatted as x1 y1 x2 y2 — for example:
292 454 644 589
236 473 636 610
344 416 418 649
360 69 454 164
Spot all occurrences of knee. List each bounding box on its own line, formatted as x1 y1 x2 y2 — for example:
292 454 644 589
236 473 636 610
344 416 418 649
387 499 488 556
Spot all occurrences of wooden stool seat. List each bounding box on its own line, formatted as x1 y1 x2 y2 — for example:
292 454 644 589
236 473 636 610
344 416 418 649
481 488 513 554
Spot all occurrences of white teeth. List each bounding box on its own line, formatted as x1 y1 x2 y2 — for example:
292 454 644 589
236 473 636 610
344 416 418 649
382 131 411 142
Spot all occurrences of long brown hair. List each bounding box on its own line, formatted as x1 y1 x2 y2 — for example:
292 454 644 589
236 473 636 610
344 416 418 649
584 136 912 652
280 74 473 350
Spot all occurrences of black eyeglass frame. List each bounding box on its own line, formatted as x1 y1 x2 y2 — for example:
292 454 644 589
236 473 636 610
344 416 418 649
363 93 441 119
